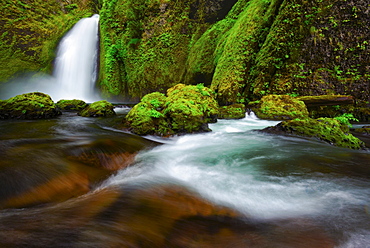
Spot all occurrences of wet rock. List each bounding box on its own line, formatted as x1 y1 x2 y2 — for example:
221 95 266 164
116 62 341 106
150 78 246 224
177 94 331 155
218 104 246 119
252 95 309 120
124 84 219 136
263 118 365 150
79 100 116 117
0 92 61 119
56 99 87 111
0 184 334 247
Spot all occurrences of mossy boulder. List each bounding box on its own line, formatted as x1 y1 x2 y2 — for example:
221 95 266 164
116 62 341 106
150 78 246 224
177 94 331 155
56 99 87 111
253 95 309 120
79 100 116 117
218 104 246 119
124 84 219 136
0 92 61 119
263 118 365 150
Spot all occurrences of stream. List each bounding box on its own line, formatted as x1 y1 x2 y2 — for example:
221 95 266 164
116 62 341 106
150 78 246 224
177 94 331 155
0 109 369 247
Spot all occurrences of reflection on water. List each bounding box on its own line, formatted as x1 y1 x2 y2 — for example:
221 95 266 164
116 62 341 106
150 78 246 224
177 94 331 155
0 112 369 247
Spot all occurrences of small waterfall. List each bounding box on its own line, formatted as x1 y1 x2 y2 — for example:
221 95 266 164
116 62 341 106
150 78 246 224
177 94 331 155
53 14 100 102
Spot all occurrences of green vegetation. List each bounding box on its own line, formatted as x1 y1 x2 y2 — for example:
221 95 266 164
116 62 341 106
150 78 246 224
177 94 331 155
0 0 98 83
252 94 309 120
124 84 219 136
56 99 87 111
218 104 246 119
269 117 365 150
0 92 61 119
79 100 116 117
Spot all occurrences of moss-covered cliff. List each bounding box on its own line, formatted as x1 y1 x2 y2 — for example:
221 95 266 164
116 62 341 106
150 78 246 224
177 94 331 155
99 0 369 104
0 0 99 82
1 0 369 105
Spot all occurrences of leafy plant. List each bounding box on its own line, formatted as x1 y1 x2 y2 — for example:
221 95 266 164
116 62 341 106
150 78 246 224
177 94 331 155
334 113 358 127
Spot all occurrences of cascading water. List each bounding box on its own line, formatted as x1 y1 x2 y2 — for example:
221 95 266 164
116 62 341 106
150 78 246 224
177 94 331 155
53 14 100 102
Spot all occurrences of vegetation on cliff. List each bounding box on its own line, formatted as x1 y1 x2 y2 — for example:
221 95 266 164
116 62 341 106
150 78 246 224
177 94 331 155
0 0 99 83
124 84 219 136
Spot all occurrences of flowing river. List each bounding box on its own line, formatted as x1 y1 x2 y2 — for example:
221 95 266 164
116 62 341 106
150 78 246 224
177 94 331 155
0 109 369 247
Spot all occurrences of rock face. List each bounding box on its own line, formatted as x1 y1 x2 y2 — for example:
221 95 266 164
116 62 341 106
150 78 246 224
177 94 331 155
0 92 61 119
97 0 369 104
252 94 309 120
79 100 116 117
124 84 219 136
263 117 365 150
56 99 87 111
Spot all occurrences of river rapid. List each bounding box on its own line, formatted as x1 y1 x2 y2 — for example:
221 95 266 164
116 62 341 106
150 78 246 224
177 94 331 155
0 109 369 247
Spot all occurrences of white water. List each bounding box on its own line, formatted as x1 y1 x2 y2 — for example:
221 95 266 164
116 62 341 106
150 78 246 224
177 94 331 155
53 14 100 102
105 113 370 247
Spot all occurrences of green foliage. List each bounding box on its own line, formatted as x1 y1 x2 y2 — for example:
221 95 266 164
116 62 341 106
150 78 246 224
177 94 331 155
334 113 359 128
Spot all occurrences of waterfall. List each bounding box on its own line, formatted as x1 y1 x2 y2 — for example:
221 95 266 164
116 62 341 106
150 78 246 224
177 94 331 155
53 14 100 102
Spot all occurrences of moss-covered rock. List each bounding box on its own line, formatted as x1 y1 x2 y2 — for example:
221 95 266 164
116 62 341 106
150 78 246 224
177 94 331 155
218 104 245 119
263 117 365 150
124 84 219 136
0 92 61 119
253 94 309 120
79 100 116 117
56 99 87 111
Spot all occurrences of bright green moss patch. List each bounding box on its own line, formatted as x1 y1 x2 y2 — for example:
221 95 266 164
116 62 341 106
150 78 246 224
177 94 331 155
124 84 219 136
218 104 245 119
79 100 116 117
0 92 61 119
264 117 365 150
56 99 87 111
253 94 309 120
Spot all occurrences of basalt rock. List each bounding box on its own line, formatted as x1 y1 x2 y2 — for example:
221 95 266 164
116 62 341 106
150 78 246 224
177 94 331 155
0 92 61 119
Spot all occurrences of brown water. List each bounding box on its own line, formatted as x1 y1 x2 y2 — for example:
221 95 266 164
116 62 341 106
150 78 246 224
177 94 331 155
0 110 369 247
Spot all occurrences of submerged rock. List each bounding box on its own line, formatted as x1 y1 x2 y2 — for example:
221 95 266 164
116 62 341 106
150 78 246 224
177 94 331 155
79 100 116 117
263 117 365 150
218 104 246 119
56 99 87 111
252 94 309 120
0 92 61 119
124 84 219 136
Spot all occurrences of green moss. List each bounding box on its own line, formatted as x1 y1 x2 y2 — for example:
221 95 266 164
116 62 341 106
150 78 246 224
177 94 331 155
253 94 309 120
0 92 61 119
79 100 116 117
275 117 365 149
56 99 87 111
218 104 246 119
124 84 219 136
